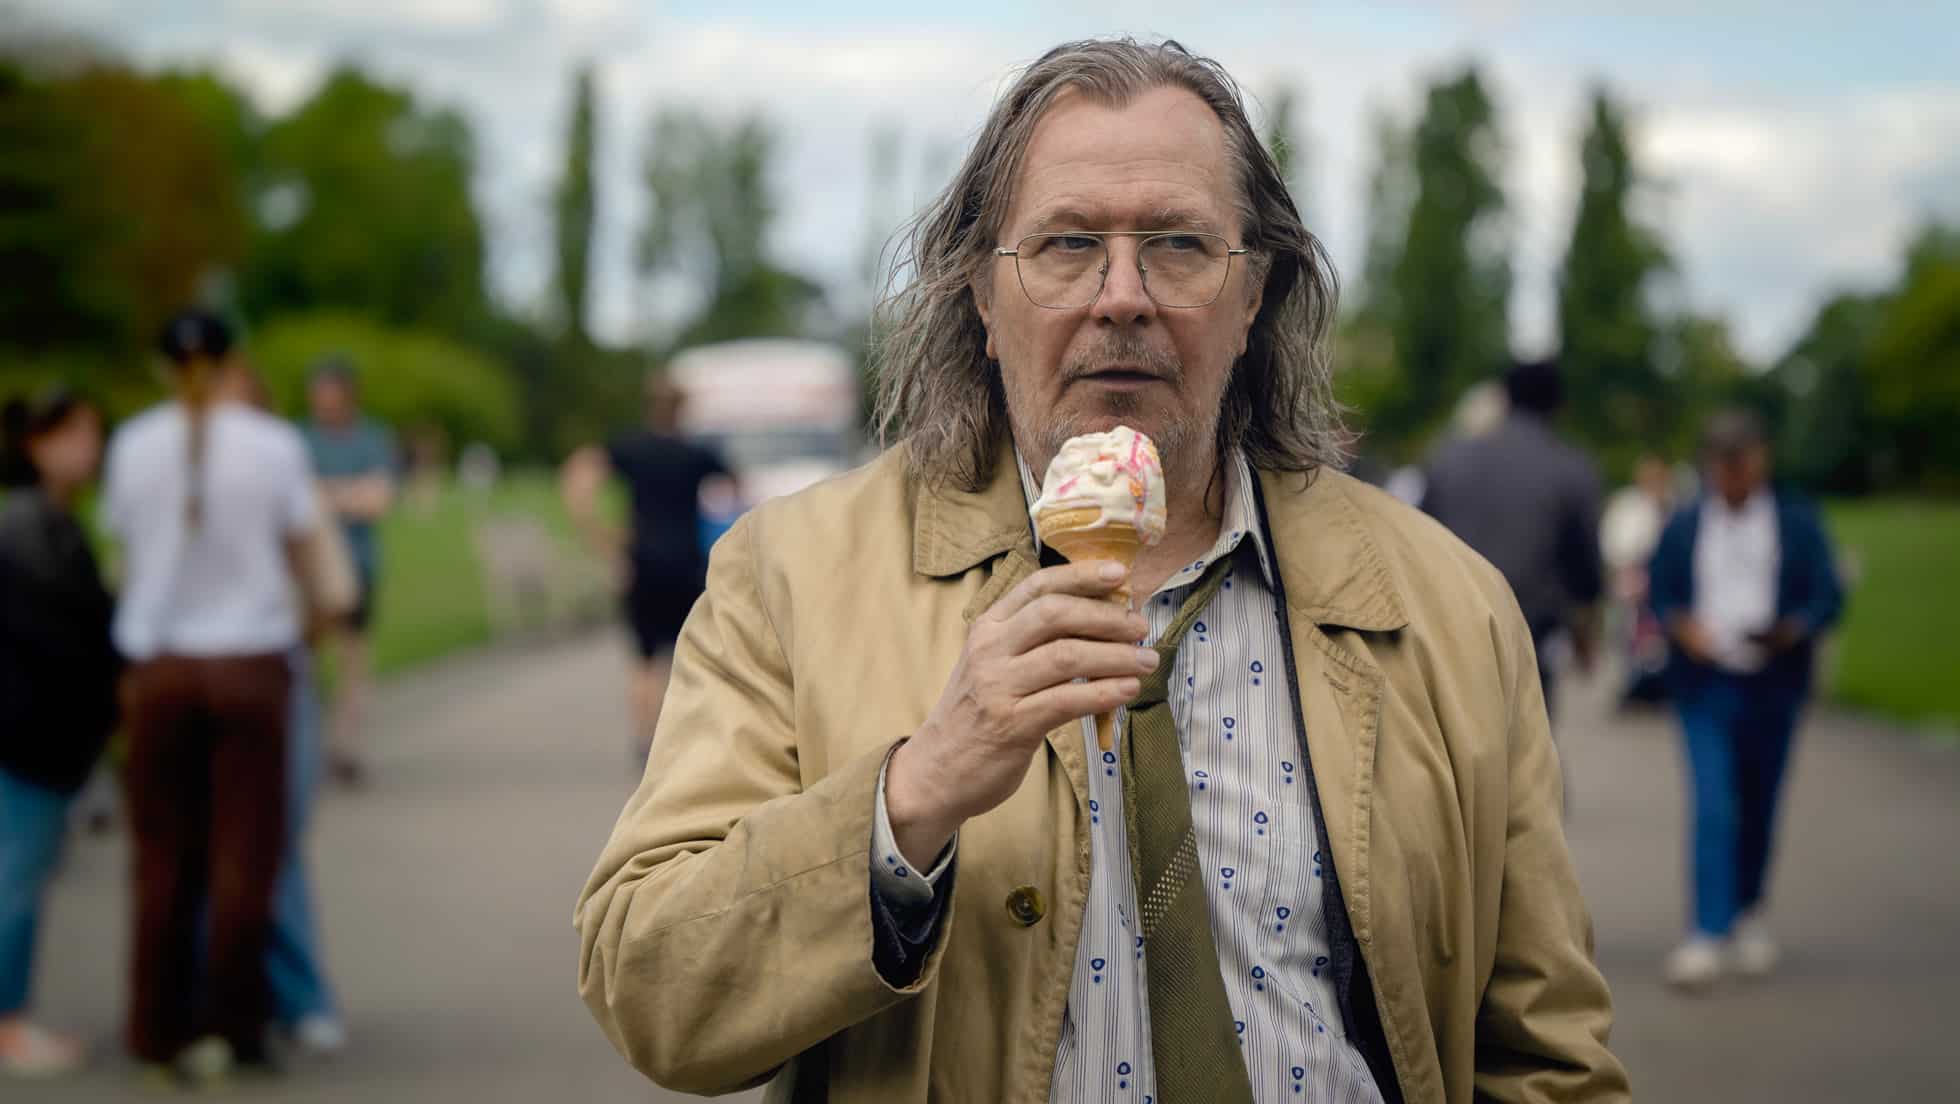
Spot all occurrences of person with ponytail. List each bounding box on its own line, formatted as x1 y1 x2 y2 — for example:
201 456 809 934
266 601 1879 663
0 387 117 1078
101 310 323 1085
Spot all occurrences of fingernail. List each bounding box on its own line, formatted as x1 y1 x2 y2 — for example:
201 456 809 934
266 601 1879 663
1099 562 1126 581
1137 648 1159 670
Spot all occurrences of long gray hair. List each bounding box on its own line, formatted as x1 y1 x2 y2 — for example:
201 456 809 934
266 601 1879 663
871 37 1348 491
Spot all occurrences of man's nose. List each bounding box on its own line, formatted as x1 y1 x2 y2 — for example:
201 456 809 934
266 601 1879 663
1092 238 1157 325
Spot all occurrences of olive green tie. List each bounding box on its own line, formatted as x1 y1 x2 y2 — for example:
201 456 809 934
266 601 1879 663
1120 558 1254 1104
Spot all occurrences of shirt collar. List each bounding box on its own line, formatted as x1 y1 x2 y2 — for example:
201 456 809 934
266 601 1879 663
1015 445 1276 593
1702 488 1775 525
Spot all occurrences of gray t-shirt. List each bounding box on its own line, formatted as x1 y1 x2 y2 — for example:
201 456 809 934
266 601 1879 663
303 416 395 576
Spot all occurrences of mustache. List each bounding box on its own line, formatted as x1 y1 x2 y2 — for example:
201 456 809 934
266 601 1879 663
1061 335 1183 386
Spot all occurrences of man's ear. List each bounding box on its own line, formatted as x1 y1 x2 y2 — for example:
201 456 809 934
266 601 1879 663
1236 260 1267 357
973 279 998 361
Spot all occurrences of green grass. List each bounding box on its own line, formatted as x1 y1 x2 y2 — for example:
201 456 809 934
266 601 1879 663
1825 500 1960 728
368 473 605 677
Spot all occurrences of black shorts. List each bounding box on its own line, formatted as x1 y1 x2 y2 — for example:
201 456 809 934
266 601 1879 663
624 579 701 659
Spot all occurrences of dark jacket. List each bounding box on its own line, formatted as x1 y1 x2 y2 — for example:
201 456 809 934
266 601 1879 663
1647 488 1844 696
1420 414 1604 640
0 488 121 792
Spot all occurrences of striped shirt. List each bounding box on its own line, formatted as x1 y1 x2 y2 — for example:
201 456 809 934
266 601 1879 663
871 452 1383 1103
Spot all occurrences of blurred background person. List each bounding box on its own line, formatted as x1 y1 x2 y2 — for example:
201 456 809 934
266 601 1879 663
300 357 397 789
237 369 355 1060
1648 409 1844 991
0 388 117 1079
103 310 322 1085
1421 356 1605 718
560 373 728 765
1602 453 1678 707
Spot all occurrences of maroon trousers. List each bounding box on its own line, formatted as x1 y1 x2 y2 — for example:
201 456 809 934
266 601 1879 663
121 653 290 1063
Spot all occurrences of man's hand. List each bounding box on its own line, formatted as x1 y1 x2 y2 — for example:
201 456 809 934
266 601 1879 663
324 474 394 520
1669 614 1719 665
1750 616 1808 654
884 560 1157 866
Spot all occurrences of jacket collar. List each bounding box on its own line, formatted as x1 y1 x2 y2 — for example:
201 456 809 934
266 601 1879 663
912 438 1410 633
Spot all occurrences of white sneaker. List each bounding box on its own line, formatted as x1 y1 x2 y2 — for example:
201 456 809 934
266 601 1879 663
292 1014 348 1058
1732 912 1781 977
175 1035 234 1086
1664 936 1727 991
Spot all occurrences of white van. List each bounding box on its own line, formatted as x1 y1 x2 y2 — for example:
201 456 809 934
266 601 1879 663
666 338 860 509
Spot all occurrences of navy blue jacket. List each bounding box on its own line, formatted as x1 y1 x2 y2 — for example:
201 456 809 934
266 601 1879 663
1647 488 1844 696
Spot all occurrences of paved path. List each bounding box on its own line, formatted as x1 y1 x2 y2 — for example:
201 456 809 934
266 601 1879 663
31 634 1960 1101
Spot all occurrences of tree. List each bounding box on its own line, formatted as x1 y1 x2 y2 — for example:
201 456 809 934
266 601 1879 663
1773 293 1884 494
1262 84 1307 215
1337 108 1417 459
1558 89 1670 475
1354 107 1413 325
1864 224 1960 491
638 107 822 349
554 65 598 351
246 68 488 337
0 63 247 368
1376 68 1510 449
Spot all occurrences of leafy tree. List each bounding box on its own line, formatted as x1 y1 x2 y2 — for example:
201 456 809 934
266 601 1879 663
1354 106 1412 325
554 65 597 351
1864 224 1960 490
1338 107 1416 460
1558 89 1669 472
1773 293 1884 493
638 107 822 349
1262 84 1307 213
0 63 246 359
246 68 488 336
1377 68 1510 447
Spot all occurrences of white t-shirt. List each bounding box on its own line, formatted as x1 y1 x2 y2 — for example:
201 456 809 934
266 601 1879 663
1693 490 1781 674
104 401 319 661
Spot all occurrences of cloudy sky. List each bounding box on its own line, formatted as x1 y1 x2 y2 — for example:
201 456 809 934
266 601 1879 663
33 1 1960 360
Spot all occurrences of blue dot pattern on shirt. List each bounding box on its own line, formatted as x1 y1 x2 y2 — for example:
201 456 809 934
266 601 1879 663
1025 453 1383 1104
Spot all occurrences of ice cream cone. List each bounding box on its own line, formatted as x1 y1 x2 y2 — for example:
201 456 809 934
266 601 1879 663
1037 511 1143 752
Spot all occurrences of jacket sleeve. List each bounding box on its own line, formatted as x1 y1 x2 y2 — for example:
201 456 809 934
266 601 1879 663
1787 502 1845 637
1647 509 1694 625
574 510 955 1094
1558 465 1605 608
1472 610 1632 1103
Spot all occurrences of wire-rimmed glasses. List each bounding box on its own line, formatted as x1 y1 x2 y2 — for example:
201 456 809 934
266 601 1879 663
993 231 1251 310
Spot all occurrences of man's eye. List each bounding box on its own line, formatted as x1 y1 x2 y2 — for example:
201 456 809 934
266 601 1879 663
1157 234 1206 252
1051 235 1101 253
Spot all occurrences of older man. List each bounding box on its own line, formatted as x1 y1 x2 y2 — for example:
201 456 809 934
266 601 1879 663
577 39 1627 1104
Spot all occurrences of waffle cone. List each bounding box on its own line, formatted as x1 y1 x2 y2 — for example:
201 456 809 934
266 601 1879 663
1034 510 1145 752
1039 522 1144 571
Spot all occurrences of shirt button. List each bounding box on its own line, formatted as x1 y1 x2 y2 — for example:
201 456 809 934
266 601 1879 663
1005 885 1046 926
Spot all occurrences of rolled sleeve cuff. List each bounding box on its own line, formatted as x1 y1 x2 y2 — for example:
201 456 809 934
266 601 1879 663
871 754 957 910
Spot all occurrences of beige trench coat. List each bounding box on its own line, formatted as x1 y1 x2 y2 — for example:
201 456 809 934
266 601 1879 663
576 445 1630 1103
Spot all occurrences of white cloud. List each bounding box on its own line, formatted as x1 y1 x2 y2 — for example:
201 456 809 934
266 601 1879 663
210 39 327 114
1640 85 1960 354
230 0 508 35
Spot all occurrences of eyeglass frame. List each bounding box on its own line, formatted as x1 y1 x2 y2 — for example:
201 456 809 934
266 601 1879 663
992 230 1254 310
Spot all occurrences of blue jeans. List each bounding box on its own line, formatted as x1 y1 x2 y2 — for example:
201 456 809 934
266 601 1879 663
266 651 336 1024
1676 672 1804 938
0 768 73 1015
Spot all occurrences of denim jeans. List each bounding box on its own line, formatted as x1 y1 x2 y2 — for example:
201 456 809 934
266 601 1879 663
1676 671 1804 938
0 768 72 1015
267 649 337 1025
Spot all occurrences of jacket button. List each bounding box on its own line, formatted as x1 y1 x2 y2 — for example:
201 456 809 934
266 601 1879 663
1005 885 1046 926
